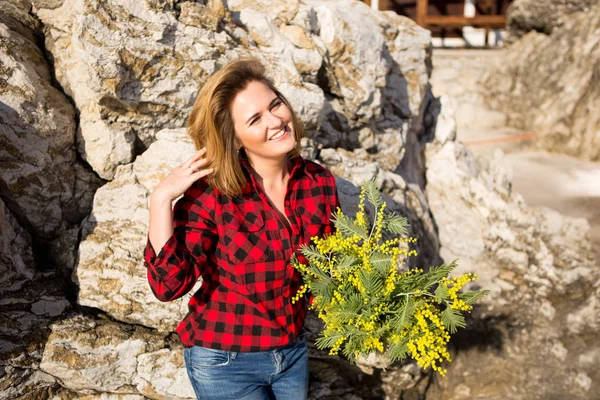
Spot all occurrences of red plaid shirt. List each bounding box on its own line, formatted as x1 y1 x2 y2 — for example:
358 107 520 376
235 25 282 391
144 156 339 352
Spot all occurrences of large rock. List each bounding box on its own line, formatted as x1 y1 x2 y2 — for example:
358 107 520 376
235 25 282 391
35 0 431 179
0 6 95 239
39 314 196 399
507 0 596 40
483 3 600 161
0 0 43 39
35 0 243 180
0 198 35 294
423 100 600 398
0 198 72 399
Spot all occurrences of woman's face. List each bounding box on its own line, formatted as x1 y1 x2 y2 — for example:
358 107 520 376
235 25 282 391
230 80 296 163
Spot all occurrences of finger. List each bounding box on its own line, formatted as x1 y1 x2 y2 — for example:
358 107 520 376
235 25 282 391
192 167 214 179
182 147 207 167
189 157 209 171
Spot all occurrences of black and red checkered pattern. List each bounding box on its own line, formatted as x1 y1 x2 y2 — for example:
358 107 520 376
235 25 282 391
144 156 339 352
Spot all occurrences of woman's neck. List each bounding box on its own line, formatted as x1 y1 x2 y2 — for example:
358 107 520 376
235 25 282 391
247 155 290 190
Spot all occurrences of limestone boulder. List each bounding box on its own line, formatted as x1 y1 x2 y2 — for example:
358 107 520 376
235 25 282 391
483 3 600 161
0 198 35 294
507 0 596 39
0 9 95 239
0 0 43 39
0 199 71 399
224 0 327 132
39 314 196 399
226 0 431 147
424 100 600 397
34 0 431 179
35 0 243 180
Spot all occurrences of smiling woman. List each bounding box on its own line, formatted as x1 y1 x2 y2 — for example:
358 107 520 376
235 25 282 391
233 81 296 156
143 58 340 400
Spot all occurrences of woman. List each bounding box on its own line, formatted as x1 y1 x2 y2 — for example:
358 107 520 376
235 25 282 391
144 58 340 400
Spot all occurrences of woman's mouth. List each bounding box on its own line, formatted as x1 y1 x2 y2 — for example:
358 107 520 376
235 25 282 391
269 127 290 141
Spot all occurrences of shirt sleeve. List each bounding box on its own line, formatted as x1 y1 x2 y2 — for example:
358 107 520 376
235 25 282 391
143 181 217 302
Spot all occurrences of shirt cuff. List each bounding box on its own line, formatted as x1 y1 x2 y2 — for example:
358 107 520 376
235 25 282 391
144 234 184 291
144 234 174 265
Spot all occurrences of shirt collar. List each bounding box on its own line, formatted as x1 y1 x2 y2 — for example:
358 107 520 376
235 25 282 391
238 153 315 183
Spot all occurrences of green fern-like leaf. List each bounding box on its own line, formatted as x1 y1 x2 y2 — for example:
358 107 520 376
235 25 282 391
311 276 334 298
315 333 345 350
299 244 328 262
337 254 358 270
297 248 330 280
358 268 383 296
341 332 364 360
460 289 490 305
331 306 361 323
364 179 384 210
391 296 415 332
441 307 466 334
422 261 458 290
382 213 409 235
371 251 393 274
329 293 363 324
290 253 299 265
344 293 364 314
343 329 368 352
388 340 409 363
434 283 449 304
332 212 369 239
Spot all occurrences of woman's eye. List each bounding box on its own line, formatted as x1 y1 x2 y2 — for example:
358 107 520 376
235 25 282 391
273 100 282 108
250 116 260 125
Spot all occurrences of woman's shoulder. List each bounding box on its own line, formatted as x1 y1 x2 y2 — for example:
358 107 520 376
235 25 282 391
303 159 336 181
188 177 214 195
179 177 218 210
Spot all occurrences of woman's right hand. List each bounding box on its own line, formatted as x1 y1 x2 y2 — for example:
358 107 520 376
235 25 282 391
148 148 213 252
151 147 214 203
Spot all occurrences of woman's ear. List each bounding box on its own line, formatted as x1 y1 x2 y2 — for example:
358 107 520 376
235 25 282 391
234 137 243 151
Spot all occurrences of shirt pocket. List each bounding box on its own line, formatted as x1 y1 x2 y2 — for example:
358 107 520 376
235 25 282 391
223 213 270 265
300 203 333 240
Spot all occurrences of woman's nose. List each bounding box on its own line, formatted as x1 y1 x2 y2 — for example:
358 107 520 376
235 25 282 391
264 111 283 129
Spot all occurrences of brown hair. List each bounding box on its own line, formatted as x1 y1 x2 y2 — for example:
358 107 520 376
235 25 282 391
186 58 304 196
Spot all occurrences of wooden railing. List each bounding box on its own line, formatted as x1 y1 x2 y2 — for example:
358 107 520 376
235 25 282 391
416 0 506 29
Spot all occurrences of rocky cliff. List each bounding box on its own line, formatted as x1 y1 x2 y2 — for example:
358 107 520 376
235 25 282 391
484 0 600 161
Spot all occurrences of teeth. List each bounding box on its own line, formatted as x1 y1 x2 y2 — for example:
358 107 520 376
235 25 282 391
270 130 286 140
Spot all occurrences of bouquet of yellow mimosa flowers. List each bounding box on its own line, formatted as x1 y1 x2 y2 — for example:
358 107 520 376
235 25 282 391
291 181 488 376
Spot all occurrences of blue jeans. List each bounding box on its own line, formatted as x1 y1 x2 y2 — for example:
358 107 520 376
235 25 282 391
184 333 308 400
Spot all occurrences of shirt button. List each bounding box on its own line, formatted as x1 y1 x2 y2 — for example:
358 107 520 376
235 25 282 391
285 200 290 206
283 289 290 298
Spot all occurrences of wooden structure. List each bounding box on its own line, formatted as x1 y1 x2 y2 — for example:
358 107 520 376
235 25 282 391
416 0 506 27
366 0 513 43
